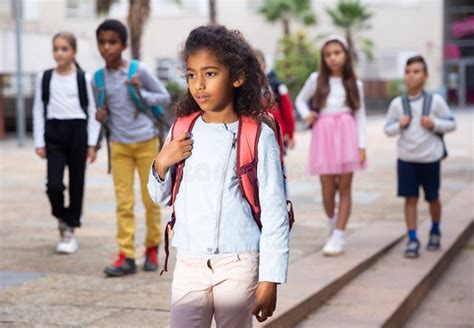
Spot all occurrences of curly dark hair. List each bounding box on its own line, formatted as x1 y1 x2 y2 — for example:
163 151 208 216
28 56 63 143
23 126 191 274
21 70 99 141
96 19 128 45
174 25 271 119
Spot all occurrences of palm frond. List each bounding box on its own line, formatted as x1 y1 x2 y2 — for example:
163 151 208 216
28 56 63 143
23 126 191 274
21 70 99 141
259 0 316 30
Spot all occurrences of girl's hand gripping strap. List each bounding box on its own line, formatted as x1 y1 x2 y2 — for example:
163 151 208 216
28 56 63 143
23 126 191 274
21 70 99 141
160 111 202 275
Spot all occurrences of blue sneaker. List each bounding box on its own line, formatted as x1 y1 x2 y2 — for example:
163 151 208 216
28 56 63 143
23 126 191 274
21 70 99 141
404 239 420 258
427 232 441 251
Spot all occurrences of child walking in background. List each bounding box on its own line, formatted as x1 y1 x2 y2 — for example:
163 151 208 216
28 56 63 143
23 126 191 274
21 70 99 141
93 19 171 276
148 25 290 327
384 56 456 258
254 49 296 151
295 35 367 256
32 32 101 254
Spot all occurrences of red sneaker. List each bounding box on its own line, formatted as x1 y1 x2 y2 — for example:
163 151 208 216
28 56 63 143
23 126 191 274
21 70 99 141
143 246 159 271
103 252 137 277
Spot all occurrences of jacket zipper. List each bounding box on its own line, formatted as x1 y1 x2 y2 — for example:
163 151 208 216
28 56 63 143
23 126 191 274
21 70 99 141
214 127 236 253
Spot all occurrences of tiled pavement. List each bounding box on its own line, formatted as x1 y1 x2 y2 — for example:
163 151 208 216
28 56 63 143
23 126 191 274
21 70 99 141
1 110 472 326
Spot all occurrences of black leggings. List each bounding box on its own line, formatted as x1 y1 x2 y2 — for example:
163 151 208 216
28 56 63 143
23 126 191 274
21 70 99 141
45 119 88 228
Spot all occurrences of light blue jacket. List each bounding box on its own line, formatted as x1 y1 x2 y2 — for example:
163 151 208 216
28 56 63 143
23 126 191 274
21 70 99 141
147 117 290 283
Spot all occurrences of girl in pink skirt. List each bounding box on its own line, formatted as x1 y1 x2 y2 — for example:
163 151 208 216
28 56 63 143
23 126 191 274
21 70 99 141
295 35 367 256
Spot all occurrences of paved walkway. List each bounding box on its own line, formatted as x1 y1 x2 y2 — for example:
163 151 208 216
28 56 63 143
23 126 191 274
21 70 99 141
406 237 474 327
1 110 473 326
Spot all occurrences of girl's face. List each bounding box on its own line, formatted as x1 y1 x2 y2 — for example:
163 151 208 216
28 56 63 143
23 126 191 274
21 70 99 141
53 37 76 67
186 49 242 118
323 41 347 75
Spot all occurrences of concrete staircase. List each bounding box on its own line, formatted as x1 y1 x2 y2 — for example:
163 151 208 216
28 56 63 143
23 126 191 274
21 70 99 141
256 184 474 328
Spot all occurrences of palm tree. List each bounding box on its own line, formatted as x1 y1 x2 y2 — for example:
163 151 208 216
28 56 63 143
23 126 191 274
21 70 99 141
258 0 316 36
209 0 217 25
326 0 373 61
127 0 151 59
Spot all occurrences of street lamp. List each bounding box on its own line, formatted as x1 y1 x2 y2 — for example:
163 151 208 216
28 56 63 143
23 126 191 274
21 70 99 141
13 0 25 146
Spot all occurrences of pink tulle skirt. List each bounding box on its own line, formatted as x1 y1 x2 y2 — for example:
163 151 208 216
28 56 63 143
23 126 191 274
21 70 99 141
308 112 366 175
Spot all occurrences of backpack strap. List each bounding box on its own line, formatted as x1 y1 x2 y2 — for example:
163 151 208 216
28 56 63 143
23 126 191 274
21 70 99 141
237 116 262 228
127 60 165 120
76 70 89 118
263 112 285 164
129 59 139 76
93 68 112 173
422 92 433 117
421 92 447 159
41 69 54 119
94 68 106 109
42 68 89 120
127 59 146 112
169 111 202 206
237 114 289 230
401 94 412 118
161 110 202 275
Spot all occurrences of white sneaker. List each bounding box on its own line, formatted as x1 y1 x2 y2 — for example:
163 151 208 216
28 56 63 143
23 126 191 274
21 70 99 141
56 228 78 254
322 235 345 256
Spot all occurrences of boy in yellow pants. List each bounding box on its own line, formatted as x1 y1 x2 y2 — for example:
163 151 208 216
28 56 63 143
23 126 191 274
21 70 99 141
94 19 171 276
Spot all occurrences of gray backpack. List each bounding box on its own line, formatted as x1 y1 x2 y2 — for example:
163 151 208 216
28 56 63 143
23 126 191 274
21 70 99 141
401 92 448 160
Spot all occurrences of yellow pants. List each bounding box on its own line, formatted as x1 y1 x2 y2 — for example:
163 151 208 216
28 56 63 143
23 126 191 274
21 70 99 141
111 137 161 259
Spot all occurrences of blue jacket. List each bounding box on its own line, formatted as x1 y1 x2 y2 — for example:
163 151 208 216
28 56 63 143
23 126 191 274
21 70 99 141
147 116 290 283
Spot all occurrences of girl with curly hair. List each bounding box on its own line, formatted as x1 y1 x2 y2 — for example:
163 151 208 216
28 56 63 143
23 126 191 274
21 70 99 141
147 25 290 327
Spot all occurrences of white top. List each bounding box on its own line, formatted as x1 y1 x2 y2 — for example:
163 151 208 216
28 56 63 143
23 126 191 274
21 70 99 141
295 72 367 149
32 70 101 148
384 93 456 163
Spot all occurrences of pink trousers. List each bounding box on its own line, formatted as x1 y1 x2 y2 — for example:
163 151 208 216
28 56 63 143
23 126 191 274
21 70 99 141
170 253 259 328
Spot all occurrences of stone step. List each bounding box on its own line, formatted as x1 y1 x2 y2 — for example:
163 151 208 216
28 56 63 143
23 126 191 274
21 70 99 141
405 236 474 327
255 221 406 327
295 184 474 327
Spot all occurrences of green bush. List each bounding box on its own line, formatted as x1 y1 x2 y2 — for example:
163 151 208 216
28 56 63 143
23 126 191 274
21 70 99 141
387 79 406 100
165 80 185 103
274 32 319 100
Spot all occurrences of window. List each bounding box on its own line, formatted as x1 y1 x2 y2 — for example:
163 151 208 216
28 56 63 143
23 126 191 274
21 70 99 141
66 0 95 18
156 58 186 86
108 0 127 17
1 0 39 22
151 0 207 17
358 50 417 80
247 0 263 13
23 0 41 21
0 0 11 20
361 0 420 7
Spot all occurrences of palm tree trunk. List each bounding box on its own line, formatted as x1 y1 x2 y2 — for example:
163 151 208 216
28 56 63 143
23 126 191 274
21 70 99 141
96 0 114 15
209 0 217 25
345 29 358 62
283 17 290 36
128 0 150 60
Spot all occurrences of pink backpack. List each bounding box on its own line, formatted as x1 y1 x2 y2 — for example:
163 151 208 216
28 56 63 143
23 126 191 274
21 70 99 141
161 111 294 274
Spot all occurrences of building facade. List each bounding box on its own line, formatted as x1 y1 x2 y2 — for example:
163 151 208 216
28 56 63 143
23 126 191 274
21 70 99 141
443 0 474 107
0 0 459 132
